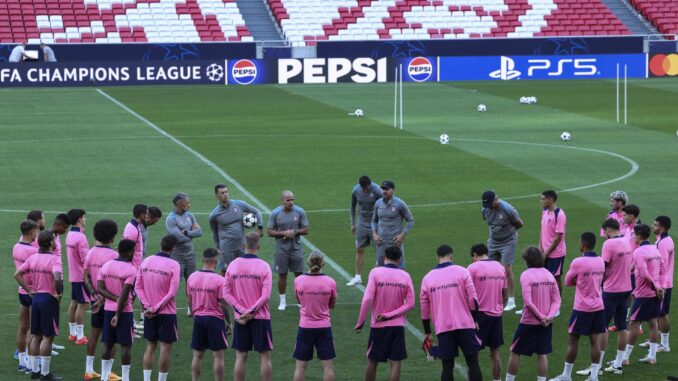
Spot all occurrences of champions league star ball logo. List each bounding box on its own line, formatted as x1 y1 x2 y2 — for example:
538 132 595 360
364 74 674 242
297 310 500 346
408 57 432 82
205 63 224 82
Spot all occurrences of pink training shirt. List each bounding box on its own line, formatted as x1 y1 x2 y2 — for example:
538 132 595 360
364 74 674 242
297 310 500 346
84 246 119 292
656 233 674 289
468 259 506 316
565 253 605 312
65 227 89 282
633 242 664 298
356 264 415 329
540 208 567 258
98 259 136 312
421 262 478 333
13 242 38 294
294 273 337 329
17 252 61 296
519 268 561 325
224 254 272 320
601 210 625 237
601 235 633 293
123 220 144 268
135 252 180 314
187 270 227 319
625 222 639 253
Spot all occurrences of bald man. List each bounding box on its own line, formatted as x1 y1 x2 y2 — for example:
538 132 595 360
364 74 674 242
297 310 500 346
268 190 309 311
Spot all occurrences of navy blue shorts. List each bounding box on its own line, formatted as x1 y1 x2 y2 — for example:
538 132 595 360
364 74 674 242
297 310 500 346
144 314 178 343
630 297 661 322
477 312 504 349
568 310 607 336
91 302 104 329
191 316 229 352
232 319 273 352
293 327 336 361
102 311 134 346
660 288 672 316
367 326 407 362
544 257 565 277
631 274 636 290
19 293 32 307
510 324 552 356
30 293 60 337
70 282 91 304
436 329 482 359
603 291 631 330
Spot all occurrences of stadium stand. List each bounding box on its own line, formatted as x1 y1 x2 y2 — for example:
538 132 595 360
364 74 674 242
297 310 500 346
268 0 631 45
628 0 678 35
0 0 253 44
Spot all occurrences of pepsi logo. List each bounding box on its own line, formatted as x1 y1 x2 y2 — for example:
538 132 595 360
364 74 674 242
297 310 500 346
232 59 257 85
408 57 432 82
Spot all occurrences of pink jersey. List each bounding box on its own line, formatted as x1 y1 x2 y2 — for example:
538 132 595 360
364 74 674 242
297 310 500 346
187 270 227 319
565 253 605 312
468 259 507 316
601 209 625 236
656 234 674 289
84 246 119 292
633 242 664 298
13 242 38 294
65 227 89 282
625 222 639 252
17 252 61 296
540 208 567 258
98 259 136 312
135 252 180 314
519 268 561 325
356 264 415 329
601 235 633 293
49 232 64 272
294 273 337 328
224 254 272 320
123 220 144 268
420 263 478 333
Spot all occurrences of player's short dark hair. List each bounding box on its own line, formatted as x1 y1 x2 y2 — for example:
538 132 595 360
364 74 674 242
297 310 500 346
172 192 189 206
160 234 178 252
601 218 620 231
522 246 544 268
54 213 71 227
470 243 488 257
67 208 86 225
622 204 640 218
203 248 219 259
20 220 38 235
26 209 44 223
580 232 596 250
436 244 453 257
93 219 118 244
655 216 671 230
384 246 402 261
38 230 55 251
148 206 162 219
359 176 371 188
132 204 148 218
214 183 227 194
245 231 260 250
118 239 136 257
541 190 557 201
634 224 651 240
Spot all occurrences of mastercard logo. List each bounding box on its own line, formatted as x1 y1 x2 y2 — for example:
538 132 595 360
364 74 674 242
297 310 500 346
649 54 678 77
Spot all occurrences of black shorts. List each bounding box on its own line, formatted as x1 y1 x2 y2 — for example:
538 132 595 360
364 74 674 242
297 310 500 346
71 282 91 304
30 293 60 337
19 293 32 307
232 319 273 353
191 316 229 352
91 307 104 329
102 311 134 346
660 288 672 316
630 297 660 322
510 323 552 356
293 327 336 361
367 326 407 362
603 291 631 330
436 329 482 359
568 310 607 336
544 257 565 277
144 314 178 343
476 312 504 349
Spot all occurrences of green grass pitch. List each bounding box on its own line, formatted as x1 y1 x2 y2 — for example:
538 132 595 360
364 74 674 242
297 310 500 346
0 78 677 380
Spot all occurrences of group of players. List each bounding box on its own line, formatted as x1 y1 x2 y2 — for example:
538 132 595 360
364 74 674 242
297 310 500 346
10 177 675 381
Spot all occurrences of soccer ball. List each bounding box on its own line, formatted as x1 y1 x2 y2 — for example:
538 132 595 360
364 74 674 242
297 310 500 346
477 104 486 112
519 97 527 104
529 96 538 104
560 132 571 142
439 134 449 144
242 213 257 228
355 109 364 117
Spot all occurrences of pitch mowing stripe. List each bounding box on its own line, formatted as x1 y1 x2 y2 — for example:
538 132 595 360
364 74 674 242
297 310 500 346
93 88 463 377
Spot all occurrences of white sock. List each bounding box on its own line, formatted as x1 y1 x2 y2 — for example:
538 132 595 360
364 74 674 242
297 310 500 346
590 363 600 381
122 364 131 381
623 344 634 360
279 294 286 303
505 374 516 381
40 356 51 376
77 325 85 340
614 349 624 368
140 311 145 323
158 372 168 381
563 362 573 377
599 350 605 367
86 355 94 374
537 377 546 381
661 332 670 347
30 355 40 372
649 342 658 359
100 359 112 381
507 297 515 305
143 369 152 381
18 351 26 367
69 322 77 336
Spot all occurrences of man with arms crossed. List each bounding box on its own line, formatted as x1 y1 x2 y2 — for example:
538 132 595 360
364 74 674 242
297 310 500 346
371 181 414 268
348 175 382 286
654 216 674 352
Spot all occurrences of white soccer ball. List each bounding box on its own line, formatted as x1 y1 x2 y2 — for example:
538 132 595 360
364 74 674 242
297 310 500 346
519 97 527 104
560 131 571 142
530 96 538 104
477 104 486 112
355 109 364 117
242 213 257 228
439 134 449 145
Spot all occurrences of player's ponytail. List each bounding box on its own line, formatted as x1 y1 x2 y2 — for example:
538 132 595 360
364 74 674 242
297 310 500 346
308 250 324 273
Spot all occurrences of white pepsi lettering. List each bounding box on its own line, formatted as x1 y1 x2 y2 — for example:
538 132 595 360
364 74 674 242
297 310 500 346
278 58 388 84
278 59 302 84
351 57 376 83
327 58 352 83
304 58 325 84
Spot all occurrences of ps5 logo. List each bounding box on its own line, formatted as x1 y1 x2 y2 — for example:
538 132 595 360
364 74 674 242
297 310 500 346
527 58 597 77
489 56 521 80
